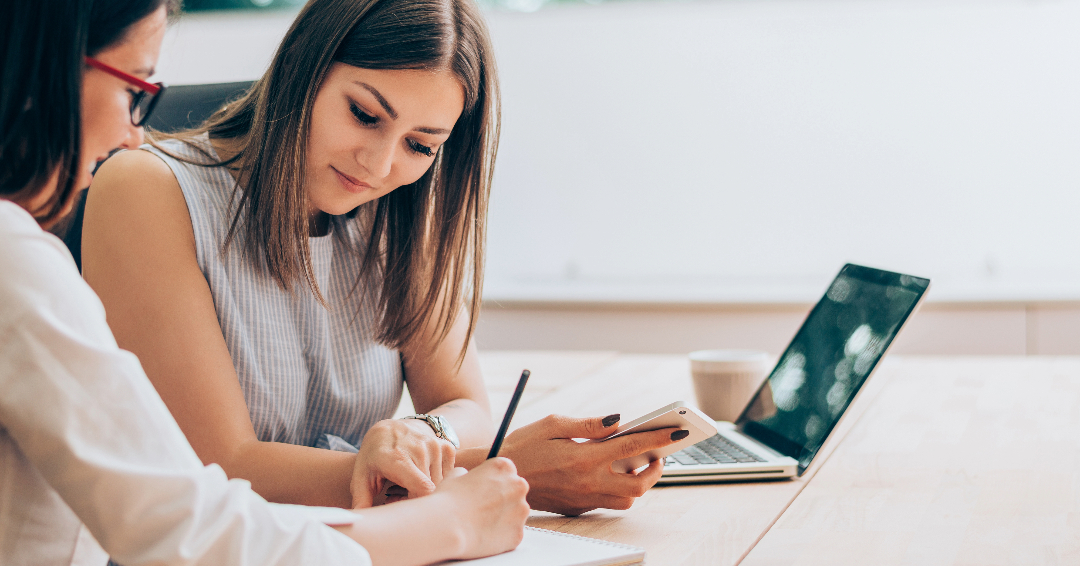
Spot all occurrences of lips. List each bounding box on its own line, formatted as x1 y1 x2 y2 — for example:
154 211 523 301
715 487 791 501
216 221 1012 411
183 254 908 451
332 166 373 194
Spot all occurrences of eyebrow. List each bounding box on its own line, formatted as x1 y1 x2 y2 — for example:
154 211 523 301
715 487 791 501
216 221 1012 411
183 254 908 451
416 126 451 135
135 66 156 78
353 80 452 136
355 81 398 120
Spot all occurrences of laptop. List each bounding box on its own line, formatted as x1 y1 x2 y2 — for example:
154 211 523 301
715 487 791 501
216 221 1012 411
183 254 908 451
657 263 929 484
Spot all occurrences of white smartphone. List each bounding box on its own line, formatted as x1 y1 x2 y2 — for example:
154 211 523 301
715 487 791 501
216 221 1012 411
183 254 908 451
596 401 718 473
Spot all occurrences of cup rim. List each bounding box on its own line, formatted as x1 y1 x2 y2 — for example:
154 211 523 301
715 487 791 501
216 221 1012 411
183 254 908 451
688 349 769 363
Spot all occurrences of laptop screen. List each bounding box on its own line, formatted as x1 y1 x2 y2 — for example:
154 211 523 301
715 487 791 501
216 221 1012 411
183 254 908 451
735 264 929 475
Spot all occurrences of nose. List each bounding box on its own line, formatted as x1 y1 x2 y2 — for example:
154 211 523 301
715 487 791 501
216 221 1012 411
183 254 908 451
360 136 394 180
118 123 145 151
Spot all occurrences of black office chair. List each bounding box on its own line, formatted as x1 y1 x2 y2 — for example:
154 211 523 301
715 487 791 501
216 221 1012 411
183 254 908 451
61 81 254 270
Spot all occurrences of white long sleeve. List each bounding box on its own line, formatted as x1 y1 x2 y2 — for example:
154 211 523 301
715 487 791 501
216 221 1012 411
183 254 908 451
0 201 372 566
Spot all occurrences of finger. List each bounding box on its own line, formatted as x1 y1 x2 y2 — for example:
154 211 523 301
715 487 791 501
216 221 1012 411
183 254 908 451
350 470 380 509
427 445 444 487
352 482 375 509
539 414 621 440
604 427 684 461
476 456 518 476
439 442 456 484
631 458 666 485
385 460 437 499
600 462 665 498
557 493 638 515
426 438 458 486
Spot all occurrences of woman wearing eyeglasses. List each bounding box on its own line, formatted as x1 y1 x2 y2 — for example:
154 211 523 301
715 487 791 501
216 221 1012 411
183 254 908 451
0 0 529 565
82 0 684 517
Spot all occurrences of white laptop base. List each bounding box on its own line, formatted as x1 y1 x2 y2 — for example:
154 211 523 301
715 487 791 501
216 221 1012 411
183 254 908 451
657 422 798 484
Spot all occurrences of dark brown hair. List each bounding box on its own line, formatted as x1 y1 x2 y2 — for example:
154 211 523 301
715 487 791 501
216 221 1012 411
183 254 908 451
0 0 88 228
0 0 176 228
164 0 500 358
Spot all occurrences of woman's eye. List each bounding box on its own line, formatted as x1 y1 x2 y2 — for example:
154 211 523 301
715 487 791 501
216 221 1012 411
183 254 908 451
350 104 378 126
408 140 435 157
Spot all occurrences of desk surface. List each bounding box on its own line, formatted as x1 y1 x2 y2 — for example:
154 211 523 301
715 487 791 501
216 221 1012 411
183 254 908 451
470 352 1080 566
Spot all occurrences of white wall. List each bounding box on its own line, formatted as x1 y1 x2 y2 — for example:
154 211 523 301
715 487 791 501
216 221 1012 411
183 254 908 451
485 0 1080 302
156 0 1080 305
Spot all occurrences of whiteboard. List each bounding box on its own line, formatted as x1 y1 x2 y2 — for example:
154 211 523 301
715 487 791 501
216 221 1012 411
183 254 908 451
483 0 1080 302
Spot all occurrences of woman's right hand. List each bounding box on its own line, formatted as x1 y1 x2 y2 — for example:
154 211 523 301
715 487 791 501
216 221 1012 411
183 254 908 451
433 458 531 559
336 457 530 566
493 414 681 515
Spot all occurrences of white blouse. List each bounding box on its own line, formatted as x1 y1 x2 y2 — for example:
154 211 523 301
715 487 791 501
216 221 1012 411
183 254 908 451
0 200 371 566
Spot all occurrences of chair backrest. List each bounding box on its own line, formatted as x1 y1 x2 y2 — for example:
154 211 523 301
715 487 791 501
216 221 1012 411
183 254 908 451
61 81 254 270
145 81 254 134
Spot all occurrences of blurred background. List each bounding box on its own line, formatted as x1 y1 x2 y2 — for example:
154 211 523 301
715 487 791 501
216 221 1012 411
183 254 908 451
156 0 1080 355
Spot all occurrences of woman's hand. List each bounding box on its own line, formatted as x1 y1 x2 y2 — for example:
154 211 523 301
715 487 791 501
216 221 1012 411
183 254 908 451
336 458 530 566
496 414 682 516
433 459 531 559
350 418 457 508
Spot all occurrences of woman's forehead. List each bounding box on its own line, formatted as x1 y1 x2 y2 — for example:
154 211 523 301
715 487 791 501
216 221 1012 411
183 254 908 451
326 64 465 125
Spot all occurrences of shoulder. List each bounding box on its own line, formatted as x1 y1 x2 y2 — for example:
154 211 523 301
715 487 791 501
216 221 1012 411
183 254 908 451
89 148 183 212
82 148 199 275
91 147 180 200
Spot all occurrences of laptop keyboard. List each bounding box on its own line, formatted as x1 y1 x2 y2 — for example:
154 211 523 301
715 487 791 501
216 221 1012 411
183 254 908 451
665 434 766 466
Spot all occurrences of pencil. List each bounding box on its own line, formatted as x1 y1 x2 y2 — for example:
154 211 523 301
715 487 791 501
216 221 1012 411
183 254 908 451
487 369 530 459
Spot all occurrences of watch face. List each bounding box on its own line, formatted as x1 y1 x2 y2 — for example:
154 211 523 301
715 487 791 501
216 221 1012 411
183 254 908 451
434 415 460 448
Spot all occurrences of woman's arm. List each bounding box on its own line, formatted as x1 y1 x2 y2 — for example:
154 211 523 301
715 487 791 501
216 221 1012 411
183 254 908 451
0 212 372 565
83 150 376 508
400 311 495 449
346 304 496 507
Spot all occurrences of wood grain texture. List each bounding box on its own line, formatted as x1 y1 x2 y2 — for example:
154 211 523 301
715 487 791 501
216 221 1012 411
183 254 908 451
742 357 1080 566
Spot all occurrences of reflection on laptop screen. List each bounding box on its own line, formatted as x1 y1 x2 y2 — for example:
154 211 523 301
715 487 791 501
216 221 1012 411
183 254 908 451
736 264 929 475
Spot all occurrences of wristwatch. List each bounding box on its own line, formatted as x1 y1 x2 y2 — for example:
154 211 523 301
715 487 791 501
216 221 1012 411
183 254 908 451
402 414 460 448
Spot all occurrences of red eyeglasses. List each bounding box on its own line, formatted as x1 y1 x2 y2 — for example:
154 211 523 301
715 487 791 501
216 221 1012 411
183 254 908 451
84 56 167 127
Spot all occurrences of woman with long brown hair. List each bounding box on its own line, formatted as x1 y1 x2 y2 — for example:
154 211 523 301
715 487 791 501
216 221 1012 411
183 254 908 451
0 0 529 564
84 0 683 515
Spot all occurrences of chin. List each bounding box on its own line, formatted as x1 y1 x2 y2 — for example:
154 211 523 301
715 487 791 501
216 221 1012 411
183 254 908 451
318 201 366 217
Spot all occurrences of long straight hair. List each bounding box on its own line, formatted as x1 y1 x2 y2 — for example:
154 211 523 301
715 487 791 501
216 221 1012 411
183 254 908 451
0 0 88 228
164 0 499 359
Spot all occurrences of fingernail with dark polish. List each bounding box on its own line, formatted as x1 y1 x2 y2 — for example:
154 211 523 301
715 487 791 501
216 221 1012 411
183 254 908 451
602 414 620 427
671 429 690 441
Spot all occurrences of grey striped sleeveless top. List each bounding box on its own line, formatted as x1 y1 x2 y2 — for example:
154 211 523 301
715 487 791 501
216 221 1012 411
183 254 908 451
147 136 403 452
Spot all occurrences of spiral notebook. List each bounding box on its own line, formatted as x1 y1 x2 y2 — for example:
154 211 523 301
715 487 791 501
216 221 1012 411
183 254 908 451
435 526 645 566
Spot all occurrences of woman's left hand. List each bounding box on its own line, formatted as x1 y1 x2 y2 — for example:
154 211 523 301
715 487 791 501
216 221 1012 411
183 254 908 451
350 418 457 508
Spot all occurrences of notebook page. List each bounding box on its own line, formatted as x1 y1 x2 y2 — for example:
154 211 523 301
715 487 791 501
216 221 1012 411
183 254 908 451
433 526 645 566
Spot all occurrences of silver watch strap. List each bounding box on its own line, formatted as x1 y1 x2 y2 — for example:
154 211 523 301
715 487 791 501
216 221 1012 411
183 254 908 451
402 414 459 448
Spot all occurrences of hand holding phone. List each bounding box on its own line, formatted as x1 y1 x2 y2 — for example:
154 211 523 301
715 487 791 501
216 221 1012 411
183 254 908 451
595 401 718 473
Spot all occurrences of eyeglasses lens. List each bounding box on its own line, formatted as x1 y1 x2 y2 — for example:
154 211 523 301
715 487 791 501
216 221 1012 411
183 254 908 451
130 85 164 127
131 93 147 125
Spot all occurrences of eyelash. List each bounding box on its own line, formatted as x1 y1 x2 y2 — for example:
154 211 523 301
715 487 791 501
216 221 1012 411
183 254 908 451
349 103 437 158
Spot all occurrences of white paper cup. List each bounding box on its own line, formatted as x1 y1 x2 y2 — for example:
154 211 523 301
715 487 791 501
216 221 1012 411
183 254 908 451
689 350 769 422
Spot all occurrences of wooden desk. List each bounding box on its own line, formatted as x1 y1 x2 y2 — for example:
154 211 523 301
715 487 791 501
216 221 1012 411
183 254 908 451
471 351 890 566
742 357 1080 566
471 353 1080 566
